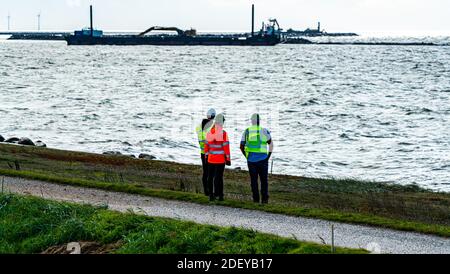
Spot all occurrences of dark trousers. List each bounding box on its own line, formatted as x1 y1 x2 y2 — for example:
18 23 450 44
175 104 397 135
248 159 269 203
201 154 209 195
207 163 225 199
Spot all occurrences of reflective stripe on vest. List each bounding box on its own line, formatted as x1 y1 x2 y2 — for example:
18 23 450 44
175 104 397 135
209 150 225 155
244 126 268 158
208 144 222 149
208 142 229 149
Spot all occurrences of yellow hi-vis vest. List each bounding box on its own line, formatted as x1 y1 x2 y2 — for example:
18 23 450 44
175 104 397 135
244 125 269 158
196 121 214 154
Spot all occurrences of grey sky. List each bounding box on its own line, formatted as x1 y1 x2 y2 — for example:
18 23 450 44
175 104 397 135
1 0 449 35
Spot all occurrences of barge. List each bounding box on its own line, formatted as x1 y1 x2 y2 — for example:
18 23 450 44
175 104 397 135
284 22 358 37
66 5 283 46
8 32 69 41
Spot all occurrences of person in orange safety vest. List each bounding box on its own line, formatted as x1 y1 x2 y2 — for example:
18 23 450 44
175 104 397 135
204 113 231 202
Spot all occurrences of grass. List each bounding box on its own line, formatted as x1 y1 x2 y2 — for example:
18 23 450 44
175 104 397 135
0 143 449 237
0 194 366 254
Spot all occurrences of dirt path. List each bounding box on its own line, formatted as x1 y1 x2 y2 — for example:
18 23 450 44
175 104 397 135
3 176 449 254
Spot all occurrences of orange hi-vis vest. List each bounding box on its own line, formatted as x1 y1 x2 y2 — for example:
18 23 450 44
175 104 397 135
204 126 231 164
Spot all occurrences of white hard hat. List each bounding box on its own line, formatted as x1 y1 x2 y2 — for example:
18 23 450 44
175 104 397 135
207 109 216 119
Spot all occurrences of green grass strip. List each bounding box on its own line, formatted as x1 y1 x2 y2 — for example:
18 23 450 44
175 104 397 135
1 168 449 238
0 193 367 254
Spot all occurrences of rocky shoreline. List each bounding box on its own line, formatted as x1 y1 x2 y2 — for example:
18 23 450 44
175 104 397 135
0 135 47 148
0 134 156 161
103 151 156 160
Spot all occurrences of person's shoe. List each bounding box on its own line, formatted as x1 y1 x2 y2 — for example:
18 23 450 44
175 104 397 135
218 197 224 202
253 198 260 203
261 199 269 204
209 196 215 202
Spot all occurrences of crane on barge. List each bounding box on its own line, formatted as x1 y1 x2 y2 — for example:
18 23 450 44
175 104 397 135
138 27 197 37
66 4 283 46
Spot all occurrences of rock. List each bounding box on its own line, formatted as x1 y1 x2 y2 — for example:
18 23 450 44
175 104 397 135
103 151 137 158
35 140 47 148
0 135 4 142
18 137 35 146
103 151 123 156
5 137 20 144
138 153 156 160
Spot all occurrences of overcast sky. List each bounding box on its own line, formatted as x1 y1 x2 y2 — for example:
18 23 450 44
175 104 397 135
1 0 449 35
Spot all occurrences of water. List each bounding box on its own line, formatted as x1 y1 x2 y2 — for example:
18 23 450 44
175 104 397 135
308 35 450 45
1 40 449 192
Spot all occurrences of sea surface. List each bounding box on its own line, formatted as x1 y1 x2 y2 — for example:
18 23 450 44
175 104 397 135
308 35 450 45
1 39 449 191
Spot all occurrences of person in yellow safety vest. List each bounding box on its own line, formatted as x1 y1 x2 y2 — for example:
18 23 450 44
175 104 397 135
240 114 274 204
196 108 216 196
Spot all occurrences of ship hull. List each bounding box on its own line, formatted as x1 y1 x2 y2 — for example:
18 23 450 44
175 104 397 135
66 35 281 46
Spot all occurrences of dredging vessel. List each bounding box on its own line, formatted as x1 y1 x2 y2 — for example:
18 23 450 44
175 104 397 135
66 5 283 46
284 22 358 37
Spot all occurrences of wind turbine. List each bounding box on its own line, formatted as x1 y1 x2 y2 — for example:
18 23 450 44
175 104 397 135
7 12 10 30
37 12 41 31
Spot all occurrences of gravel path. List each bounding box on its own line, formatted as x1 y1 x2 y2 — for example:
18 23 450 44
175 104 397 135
2 176 449 254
